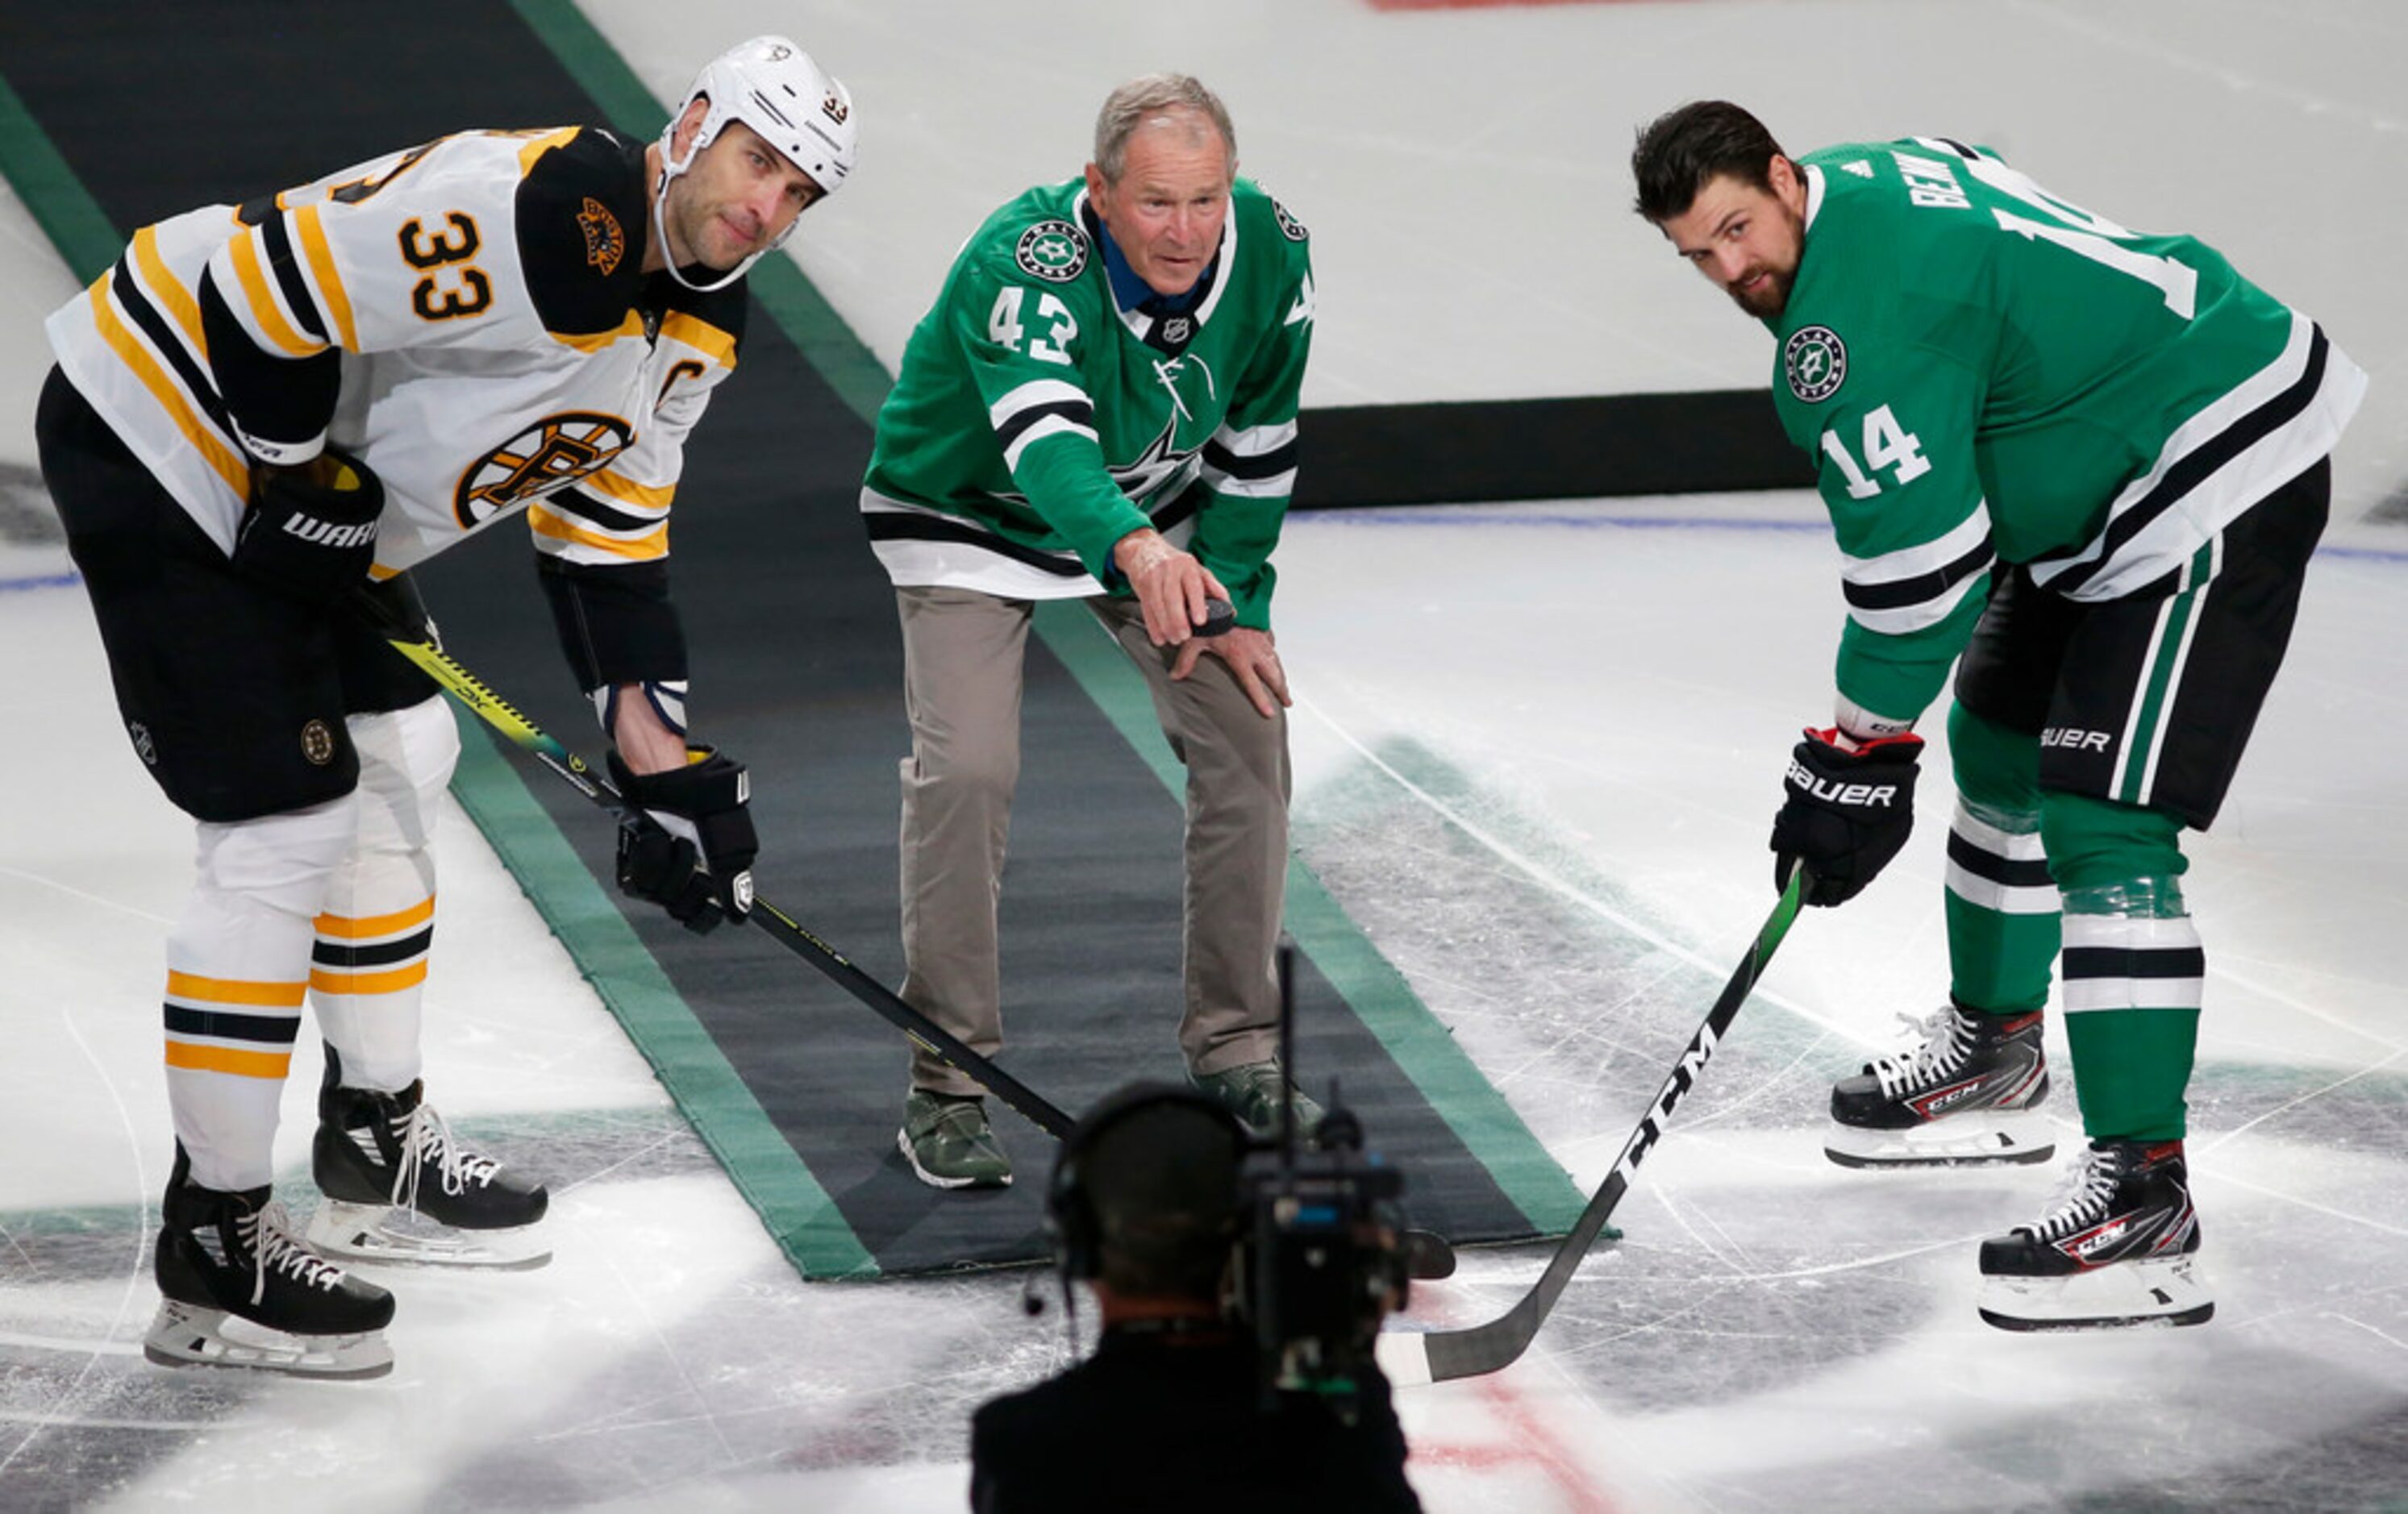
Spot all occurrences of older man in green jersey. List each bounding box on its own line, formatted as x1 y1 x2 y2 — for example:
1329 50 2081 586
1633 102 2364 1329
860 75 1318 1187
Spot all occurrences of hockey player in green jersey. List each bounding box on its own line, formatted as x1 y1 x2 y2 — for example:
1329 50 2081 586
1631 101 2364 1329
860 75 1317 1187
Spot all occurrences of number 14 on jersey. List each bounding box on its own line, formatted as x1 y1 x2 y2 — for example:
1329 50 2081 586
1821 403 1930 499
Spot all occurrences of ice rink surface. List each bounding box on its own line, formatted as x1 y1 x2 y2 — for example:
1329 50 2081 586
4 2 2404 1510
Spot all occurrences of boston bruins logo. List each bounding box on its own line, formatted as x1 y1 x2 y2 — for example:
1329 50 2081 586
1015 219 1088 283
577 197 625 275
300 719 338 767
1784 326 1848 403
455 411 635 527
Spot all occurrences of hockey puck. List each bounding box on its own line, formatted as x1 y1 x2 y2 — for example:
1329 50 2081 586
1197 599 1236 638
1402 1229 1456 1280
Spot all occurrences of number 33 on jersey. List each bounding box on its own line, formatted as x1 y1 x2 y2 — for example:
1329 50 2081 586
47 127 741 583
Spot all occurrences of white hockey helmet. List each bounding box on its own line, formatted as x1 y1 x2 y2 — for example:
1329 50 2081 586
656 35 856 289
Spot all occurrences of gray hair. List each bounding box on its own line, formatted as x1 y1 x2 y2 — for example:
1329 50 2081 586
1092 74 1235 184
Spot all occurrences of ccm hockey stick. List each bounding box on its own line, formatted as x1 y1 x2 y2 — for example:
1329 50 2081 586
375 615 1460 1275
1375 865 1807 1386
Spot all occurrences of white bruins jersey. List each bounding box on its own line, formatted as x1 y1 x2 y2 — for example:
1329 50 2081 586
45 126 744 579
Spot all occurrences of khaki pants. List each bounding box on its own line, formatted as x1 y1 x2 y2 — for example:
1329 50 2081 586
894 584 1291 1095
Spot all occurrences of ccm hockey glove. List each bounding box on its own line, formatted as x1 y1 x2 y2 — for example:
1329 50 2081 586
1771 728 1923 907
234 449 382 604
606 747 759 934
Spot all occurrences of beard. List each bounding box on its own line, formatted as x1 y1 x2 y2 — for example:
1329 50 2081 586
1728 265 1793 319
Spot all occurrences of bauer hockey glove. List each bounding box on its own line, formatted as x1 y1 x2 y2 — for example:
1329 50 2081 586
606 747 759 934
1770 728 1923 907
234 448 383 605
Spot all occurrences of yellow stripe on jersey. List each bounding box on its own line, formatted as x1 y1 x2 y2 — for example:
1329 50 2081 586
550 310 646 355
165 1042 292 1080
165 969 307 1009
227 227 323 357
315 897 436 939
310 961 430 996
131 226 207 356
292 202 360 352
528 501 669 559
581 469 675 510
516 125 581 174
89 271 252 499
657 310 737 369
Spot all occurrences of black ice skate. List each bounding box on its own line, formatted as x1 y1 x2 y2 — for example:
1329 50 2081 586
1825 1001 2055 1168
308 1047 551 1268
145 1144 394 1379
1977 1138 2212 1331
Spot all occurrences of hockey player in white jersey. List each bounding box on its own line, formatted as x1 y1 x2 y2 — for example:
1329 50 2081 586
35 35 856 1378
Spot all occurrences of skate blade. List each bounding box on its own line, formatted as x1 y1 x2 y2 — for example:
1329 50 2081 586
143 1300 393 1379
1977 1253 2214 1333
1824 1108 2056 1169
306 1199 552 1270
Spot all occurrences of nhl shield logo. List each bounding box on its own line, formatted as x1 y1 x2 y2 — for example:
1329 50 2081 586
1784 326 1848 403
1015 220 1088 283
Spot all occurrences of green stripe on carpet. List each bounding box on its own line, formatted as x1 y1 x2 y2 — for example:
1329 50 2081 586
449 724 878 1279
1034 604 1582 1230
0 69 117 280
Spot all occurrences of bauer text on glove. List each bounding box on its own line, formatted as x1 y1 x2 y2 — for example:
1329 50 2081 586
1770 728 1923 907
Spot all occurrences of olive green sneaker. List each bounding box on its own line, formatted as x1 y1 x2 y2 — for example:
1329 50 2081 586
898 1090 1012 1189
1189 1061 1326 1142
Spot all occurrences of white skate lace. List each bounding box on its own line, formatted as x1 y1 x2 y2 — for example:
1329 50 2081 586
2020 1146 2121 1242
239 1201 345 1302
1868 1006 1973 1100
388 1101 503 1212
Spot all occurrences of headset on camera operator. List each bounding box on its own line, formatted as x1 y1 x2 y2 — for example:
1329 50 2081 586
969 1081 1423 1513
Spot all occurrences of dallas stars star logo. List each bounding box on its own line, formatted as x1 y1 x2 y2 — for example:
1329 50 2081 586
1106 419 1201 507
1014 219 1088 283
1784 325 1848 403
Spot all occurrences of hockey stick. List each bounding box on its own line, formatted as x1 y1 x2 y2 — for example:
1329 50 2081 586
1375 864 1807 1386
373 626 1081 1141
378 616 1459 1276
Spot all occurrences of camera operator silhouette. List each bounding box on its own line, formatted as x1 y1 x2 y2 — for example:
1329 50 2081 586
969 1081 1423 1512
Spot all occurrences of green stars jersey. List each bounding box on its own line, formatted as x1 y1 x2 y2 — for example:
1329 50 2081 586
860 176 1314 629
1768 136 2364 724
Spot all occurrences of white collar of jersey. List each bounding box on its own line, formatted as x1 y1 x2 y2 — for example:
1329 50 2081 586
1802 160 1827 234
1074 185 1240 343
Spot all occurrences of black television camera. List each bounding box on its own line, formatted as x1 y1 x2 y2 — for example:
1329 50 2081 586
1228 942 1412 1421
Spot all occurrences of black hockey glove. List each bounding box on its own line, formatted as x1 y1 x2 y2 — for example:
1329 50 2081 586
233 449 382 604
1771 727 1923 907
606 747 758 934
